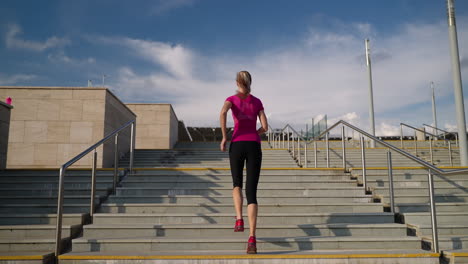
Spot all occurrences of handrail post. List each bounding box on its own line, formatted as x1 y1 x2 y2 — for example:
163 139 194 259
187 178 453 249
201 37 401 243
456 134 459 147
297 136 301 167
400 124 404 148
427 169 440 253
292 134 295 159
387 151 395 213
304 141 308 168
54 166 66 257
314 140 318 168
129 122 135 175
360 135 367 192
342 126 346 172
282 132 285 149
113 133 119 194
326 133 330 168
90 150 97 217
429 137 433 164
414 130 418 156
287 128 290 151
449 141 453 167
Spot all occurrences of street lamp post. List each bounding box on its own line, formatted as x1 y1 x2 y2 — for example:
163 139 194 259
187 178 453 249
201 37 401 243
447 0 468 166
365 39 376 148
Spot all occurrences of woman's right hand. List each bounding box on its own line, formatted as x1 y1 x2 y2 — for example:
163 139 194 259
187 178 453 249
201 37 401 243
220 138 227 152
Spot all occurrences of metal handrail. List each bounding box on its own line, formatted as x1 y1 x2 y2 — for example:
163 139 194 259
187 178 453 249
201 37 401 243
400 123 454 164
274 119 468 253
423 123 459 147
401 123 448 141
54 119 136 257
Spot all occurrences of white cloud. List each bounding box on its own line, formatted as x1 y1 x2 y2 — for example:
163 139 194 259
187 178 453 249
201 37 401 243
123 38 194 79
5 24 69 52
47 51 96 66
0 73 36 85
104 17 467 133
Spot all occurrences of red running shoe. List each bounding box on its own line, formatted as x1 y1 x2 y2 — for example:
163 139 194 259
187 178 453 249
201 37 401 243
234 217 244 232
246 236 257 254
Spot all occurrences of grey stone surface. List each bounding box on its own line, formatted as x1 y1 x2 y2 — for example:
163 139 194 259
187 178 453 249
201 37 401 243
0 87 136 168
126 104 179 149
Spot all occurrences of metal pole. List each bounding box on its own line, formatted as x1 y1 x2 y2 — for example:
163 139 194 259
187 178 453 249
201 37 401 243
360 136 367 191
414 131 418 156
387 151 395 214
342 126 347 172
314 140 318 168
287 127 290 151
54 167 65 257
449 141 453 166
427 169 440 253
400 125 404 149
312 118 315 138
365 39 376 148
292 133 295 159
297 136 301 166
429 137 433 164
306 124 309 140
282 132 284 149
90 150 97 217
304 141 308 168
447 0 468 166
431 82 438 140
129 122 135 175
113 133 119 194
326 133 330 168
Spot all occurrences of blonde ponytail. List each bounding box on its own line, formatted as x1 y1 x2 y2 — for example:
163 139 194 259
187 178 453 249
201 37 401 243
236 71 252 93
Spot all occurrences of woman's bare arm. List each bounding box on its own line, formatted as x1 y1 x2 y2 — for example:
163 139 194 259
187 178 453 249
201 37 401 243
257 110 268 135
219 101 232 151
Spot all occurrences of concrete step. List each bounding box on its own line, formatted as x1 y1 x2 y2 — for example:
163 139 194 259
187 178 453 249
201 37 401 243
378 194 468 203
104 195 374 204
0 204 93 214
128 170 352 176
97 203 384 214
0 214 89 225
396 203 468 213
0 182 112 189
372 186 468 195
442 249 468 264
0 251 55 264
91 212 395 225
57 249 441 264
70 236 423 252
0 195 104 204
123 174 353 181
119 180 359 188
423 235 468 250
80 223 407 239
0 224 81 239
0 188 111 197
402 212 468 225
0 238 70 253
114 187 367 196
409 224 468 236
367 180 468 188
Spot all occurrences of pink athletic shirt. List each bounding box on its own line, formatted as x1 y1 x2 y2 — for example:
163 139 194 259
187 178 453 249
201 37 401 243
225 93 264 143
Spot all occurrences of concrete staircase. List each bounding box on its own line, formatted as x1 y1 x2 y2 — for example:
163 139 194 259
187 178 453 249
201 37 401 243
0 169 117 263
1 139 466 263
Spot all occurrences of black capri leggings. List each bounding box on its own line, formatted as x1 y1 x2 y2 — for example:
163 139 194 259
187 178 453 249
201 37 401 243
228 141 262 205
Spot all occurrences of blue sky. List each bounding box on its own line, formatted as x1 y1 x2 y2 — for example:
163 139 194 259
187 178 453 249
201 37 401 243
0 0 467 135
